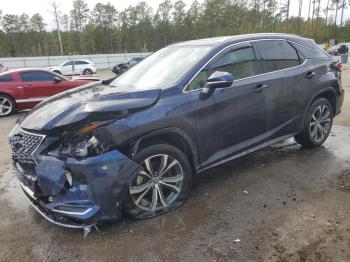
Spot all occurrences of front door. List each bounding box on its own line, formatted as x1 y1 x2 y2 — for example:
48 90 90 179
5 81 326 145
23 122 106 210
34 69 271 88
19 71 67 102
61 61 74 75
187 43 269 169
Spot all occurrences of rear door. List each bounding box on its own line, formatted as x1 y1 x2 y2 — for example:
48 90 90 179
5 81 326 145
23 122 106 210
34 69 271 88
252 39 316 139
74 60 89 74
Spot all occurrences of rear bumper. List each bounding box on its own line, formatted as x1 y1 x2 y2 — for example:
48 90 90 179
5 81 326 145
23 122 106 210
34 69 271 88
336 88 345 116
14 150 140 228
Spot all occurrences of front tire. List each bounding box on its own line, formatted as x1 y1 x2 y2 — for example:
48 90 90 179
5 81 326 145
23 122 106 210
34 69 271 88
295 98 333 148
0 94 15 117
123 144 193 220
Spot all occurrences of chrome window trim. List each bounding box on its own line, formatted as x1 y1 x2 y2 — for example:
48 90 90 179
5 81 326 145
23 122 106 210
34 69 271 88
183 38 310 93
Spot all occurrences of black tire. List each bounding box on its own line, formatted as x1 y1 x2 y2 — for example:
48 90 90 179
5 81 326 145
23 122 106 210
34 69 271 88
123 144 193 220
295 98 333 148
0 94 15 117
53 70 62 75
83 69 93 75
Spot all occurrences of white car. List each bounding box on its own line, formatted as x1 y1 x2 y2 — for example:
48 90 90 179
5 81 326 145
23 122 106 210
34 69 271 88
48 59 97 76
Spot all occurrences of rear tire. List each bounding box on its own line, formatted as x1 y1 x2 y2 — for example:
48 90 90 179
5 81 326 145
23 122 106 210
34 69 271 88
123 144 193 220
83 69 93 75
295 98 333 148
0 94 15 117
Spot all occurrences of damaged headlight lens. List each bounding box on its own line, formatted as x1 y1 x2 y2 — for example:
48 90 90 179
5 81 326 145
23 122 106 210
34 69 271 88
55 122 113 158
70 136 101 157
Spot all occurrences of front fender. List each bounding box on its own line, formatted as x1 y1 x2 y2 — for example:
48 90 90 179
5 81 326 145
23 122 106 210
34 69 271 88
133 127 200 169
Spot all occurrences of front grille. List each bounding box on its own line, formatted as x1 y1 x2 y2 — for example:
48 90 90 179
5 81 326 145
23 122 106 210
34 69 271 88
9 128 45 165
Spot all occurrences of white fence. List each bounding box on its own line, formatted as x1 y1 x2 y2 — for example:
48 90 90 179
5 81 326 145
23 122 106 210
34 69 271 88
0 53 151 70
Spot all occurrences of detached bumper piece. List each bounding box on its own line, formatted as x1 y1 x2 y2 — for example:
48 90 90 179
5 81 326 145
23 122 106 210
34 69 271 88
14 149 140 229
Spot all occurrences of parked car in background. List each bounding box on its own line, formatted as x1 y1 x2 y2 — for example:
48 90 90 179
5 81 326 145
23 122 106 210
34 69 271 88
9 34 344 229
0 68 97 116
48 59 97 76
0 63 8 73
327 44 350 56
327 45 340 56
112 57 144 75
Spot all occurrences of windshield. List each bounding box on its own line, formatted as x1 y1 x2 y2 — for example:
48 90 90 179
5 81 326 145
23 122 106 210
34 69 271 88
110 46 212 90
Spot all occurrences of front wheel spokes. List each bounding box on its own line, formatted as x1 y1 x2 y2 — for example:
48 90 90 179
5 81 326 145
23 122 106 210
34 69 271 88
159 182 181 193
144 158 154 176
162 173 183 183
139 170 152 179
135 186 152 205
157 186 168 207
130 181 152 195
150 186 159 211
159 159 178 177
157 154 169 175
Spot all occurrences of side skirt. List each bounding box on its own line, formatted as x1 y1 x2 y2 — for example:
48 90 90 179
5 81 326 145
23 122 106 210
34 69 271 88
197 133 298 173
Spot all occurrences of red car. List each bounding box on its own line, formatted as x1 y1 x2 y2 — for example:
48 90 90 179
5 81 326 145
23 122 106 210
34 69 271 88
0 68 96 117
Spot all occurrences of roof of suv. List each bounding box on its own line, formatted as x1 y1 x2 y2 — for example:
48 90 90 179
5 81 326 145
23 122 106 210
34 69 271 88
171 33 314 48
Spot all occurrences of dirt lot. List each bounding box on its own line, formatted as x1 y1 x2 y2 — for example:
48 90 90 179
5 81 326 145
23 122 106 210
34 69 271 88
0 68 350 262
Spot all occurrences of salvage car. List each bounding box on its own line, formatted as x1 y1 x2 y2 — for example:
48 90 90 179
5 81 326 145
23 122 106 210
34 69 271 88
0 68 96 116
112 57 144 75
48 59 97 76
9 34 344 230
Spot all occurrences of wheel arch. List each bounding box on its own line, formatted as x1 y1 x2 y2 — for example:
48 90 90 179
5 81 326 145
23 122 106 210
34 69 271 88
301 87 337 130
0 92 17 106
132 127 199 173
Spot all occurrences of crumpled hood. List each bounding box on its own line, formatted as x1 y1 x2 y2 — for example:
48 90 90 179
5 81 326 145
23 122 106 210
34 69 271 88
19 82 161 132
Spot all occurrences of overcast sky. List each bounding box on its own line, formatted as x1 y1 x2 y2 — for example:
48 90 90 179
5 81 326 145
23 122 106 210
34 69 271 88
1 0 349 29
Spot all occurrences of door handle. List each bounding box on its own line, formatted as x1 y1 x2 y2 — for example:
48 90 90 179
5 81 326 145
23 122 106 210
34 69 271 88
253 84 269 93
305 71 316 79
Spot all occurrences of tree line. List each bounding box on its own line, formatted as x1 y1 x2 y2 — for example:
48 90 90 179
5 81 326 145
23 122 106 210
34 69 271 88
0 0 349 57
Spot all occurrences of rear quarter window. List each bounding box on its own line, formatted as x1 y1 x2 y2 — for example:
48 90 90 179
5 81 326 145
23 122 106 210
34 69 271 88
291 43 329 59
0 74 14 82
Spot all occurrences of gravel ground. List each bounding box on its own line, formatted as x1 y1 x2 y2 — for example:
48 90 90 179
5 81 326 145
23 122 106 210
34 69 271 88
0 67 349 262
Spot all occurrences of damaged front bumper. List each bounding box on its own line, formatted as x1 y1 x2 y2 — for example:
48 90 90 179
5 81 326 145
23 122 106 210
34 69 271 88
14 150 140 228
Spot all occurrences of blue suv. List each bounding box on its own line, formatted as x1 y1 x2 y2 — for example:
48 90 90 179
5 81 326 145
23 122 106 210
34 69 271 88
9 33 344 229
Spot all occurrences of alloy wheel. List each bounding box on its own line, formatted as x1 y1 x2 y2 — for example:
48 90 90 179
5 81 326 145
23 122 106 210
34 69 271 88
309 104 332 143
0 97 13 116
129 154 184 212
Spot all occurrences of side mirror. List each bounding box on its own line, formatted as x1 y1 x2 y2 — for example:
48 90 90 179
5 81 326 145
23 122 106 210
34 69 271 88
53 76 62 83
202 71 234 95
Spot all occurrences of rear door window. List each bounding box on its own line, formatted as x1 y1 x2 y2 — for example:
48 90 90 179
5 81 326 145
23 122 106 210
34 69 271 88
75 60 89 65
0 74 14 82
20 71 56 82
254 40 300 73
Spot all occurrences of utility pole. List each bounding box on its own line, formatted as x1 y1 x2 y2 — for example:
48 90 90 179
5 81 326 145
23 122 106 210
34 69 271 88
334 0 339 39
286 0 290 33
325 0 330 25
51 1 64 55
298 0 303 34
340 0 346 40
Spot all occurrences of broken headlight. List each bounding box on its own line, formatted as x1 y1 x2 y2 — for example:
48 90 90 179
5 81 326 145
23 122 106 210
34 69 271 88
53 123 113 158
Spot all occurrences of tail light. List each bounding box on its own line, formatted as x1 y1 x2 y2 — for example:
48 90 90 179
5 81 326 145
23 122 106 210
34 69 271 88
331 62 343 71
